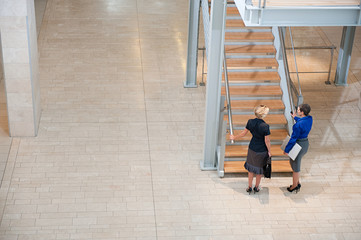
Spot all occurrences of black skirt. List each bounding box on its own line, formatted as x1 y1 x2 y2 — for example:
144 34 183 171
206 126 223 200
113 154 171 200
244 148 268 175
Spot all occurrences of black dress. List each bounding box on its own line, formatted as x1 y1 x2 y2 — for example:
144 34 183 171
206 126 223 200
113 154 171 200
244 118 270 174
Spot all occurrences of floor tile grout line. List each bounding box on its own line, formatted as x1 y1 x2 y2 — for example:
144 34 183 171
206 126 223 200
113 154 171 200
0 138 20 227
0 138 12 189
135 1 159 239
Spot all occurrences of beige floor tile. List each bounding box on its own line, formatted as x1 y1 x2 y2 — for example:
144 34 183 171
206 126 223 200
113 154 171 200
1 1 361 240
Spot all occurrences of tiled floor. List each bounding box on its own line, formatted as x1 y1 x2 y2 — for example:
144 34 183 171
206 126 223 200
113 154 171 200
34 0 48 36
0 0 361 239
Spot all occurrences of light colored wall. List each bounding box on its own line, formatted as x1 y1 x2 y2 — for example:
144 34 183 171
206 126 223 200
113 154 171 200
0 0 41 136
27 0 41 135
0 33 3 82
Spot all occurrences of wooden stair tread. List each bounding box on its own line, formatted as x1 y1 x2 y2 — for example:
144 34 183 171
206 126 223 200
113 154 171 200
225 45 276 54
226 19 245 27
227 7 239 15
225 144 285 157
226 128 288 141
224 114 287 125
225 32 274 40
224 160 292 173
225 72 280 81
221 86 282 95
228 99 284 110
226 58 278 68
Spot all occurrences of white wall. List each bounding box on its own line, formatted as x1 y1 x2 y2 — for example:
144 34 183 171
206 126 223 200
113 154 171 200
0 0 41 136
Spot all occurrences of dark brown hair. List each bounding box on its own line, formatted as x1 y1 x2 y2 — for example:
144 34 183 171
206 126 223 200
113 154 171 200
299 103 311 116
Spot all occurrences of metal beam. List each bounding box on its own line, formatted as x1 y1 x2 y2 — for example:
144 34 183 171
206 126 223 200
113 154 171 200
184 0 201 88
234 0 361 27
201 0 227 170
335 26 356 86
258 8 361 26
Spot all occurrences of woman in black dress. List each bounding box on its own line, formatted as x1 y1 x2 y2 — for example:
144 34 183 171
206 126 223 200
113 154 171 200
230 105 271 194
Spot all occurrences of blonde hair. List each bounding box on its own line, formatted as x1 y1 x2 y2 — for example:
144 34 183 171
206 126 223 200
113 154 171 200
254 105 269 119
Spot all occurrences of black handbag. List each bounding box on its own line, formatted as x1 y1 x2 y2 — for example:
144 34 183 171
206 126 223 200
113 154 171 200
263 156 272 178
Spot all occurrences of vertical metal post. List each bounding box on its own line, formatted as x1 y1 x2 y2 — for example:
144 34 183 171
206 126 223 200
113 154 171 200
201 0 227 170
184 0 201 88
200 47 205 86
325 47 335 85
335 26 356 86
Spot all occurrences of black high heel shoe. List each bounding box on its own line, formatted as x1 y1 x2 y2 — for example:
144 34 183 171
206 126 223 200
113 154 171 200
289 183 301 189
253 186 260 194
287 185 300 193
246 187 252 195
290 183 301 189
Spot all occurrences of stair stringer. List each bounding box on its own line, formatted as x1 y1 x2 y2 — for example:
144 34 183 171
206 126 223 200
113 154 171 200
272 26 294 135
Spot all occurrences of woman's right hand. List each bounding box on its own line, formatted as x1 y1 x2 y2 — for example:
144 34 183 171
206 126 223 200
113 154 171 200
229 134 235 140
268 152 272 157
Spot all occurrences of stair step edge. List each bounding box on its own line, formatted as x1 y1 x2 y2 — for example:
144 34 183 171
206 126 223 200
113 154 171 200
224 82 280 86
225 157 290 161
225 42 274 45
227 69 278 72
226 140 284 145
226 55 275 59
225 29 272 33
231 110 284 114
230 126 287 130
230 96 282 100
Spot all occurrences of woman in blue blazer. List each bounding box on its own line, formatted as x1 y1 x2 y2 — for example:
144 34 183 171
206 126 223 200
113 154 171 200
284 103 313 193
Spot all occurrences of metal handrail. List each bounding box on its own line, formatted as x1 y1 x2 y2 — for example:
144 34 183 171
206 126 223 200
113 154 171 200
278 27 296 113
198 47 206 86
223 49 234 144
258 0 266 8
285 45 336 84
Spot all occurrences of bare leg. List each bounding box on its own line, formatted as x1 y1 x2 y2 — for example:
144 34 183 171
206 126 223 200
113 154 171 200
248 172 254 188
292 172 300 189
255 174 262 188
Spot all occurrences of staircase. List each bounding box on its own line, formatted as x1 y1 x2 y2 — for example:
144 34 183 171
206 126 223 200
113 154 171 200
221 1 292 174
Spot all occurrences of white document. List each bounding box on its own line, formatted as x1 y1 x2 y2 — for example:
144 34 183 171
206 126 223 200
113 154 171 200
280 136 302 161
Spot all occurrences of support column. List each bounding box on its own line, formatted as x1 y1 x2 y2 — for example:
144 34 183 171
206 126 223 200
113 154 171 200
335 26 356 86
0 0 41 136
201 0 227 170
184 0 201 88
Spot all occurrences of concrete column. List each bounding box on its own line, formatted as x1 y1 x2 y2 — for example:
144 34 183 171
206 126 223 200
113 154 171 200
201 0 227 170
184 0 201 88
335 26 356 86
0 0 41 136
